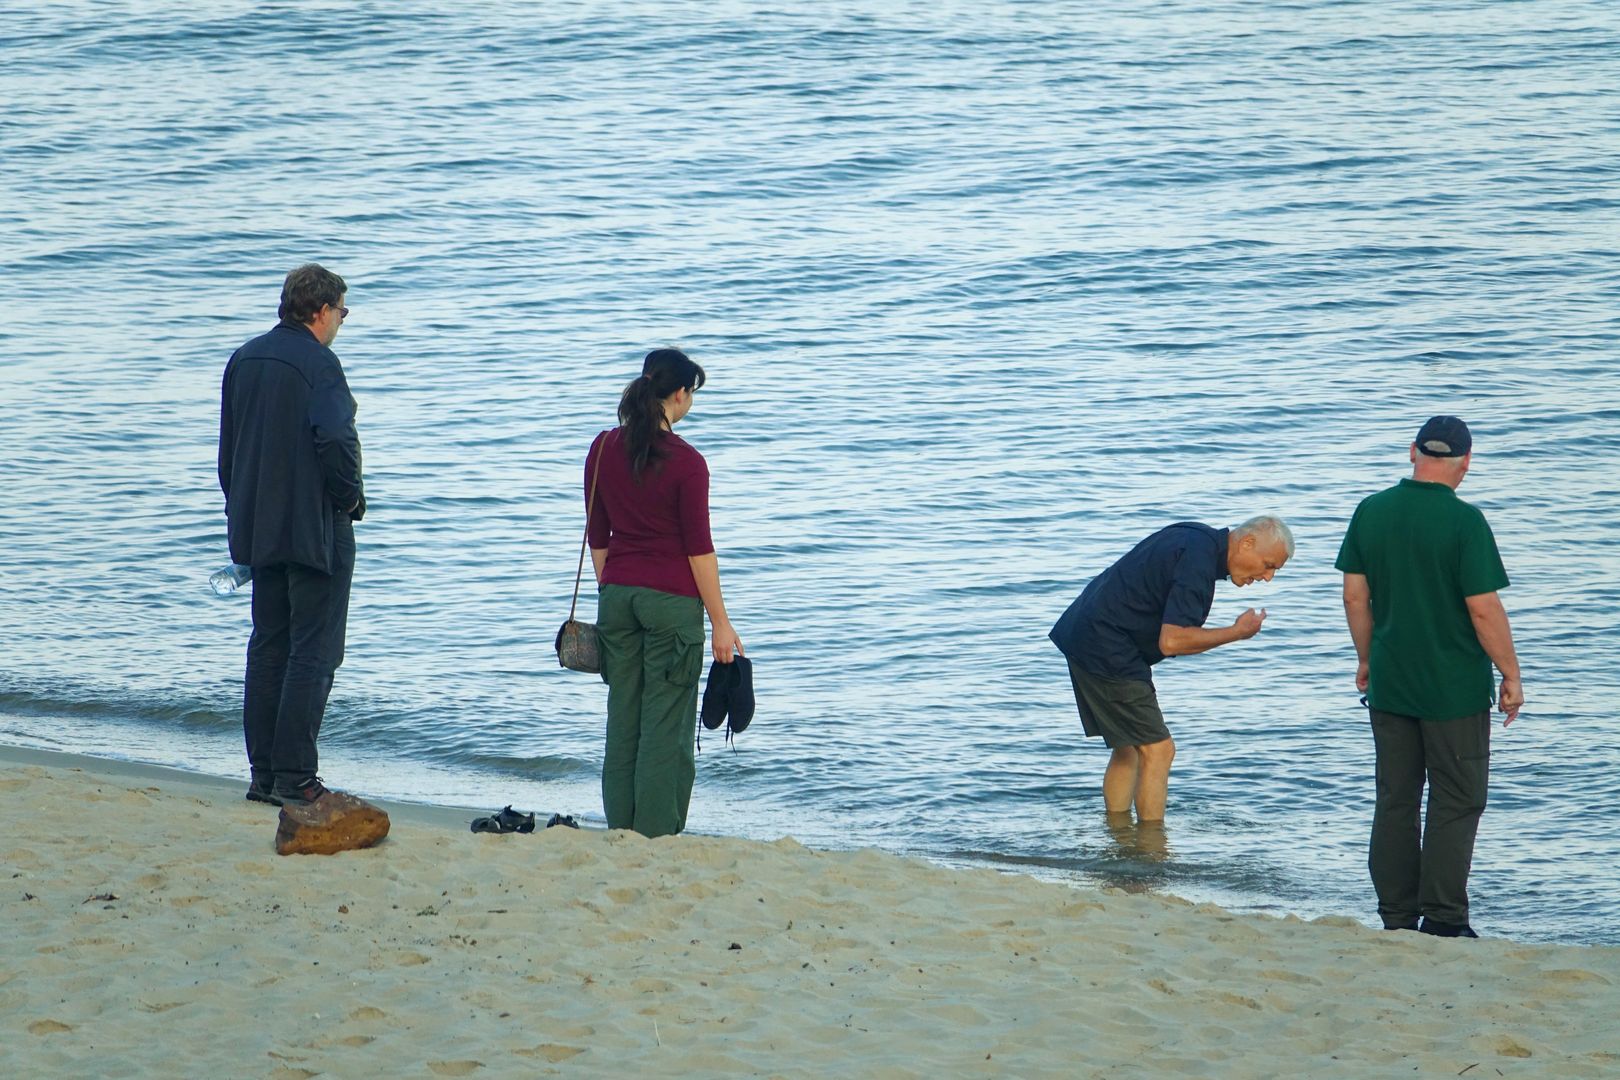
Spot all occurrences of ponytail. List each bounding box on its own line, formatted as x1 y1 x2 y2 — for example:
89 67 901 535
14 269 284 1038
617 348 706 479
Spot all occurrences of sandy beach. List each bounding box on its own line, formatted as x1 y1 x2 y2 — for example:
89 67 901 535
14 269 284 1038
3 746 1617 1078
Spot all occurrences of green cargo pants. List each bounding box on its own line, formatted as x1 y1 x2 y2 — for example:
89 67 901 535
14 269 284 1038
598 584 706 838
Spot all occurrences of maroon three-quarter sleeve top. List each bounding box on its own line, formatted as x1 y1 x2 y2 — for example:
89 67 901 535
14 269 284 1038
585 427 714 598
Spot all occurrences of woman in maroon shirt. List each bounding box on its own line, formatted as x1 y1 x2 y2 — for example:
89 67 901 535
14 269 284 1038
586 348 743 837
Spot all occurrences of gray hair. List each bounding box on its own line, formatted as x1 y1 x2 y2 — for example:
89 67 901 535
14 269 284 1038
1232 515 1295 559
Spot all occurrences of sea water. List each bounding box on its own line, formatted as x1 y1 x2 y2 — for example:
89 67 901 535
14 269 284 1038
1 1 1617 944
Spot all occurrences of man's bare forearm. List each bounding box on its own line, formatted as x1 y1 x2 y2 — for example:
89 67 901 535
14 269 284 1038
1467 593 1521 681
1342 573 1372 660
1159 623 1244 657
1344 601 1372 661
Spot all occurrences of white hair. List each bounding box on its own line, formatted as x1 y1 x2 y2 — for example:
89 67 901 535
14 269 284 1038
1232 515 1295 559
1417 449 1469 473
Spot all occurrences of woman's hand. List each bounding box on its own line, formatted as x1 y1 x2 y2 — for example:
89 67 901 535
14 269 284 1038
711 620 744 664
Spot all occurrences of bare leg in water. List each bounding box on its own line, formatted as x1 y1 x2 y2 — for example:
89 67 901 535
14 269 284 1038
1102 737 1176 821
1103 746 1140 813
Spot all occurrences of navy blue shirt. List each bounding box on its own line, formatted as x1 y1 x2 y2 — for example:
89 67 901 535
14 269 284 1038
1049 523 1230 683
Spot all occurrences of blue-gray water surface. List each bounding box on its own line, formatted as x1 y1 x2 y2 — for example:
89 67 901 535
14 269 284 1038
2 1 1617 945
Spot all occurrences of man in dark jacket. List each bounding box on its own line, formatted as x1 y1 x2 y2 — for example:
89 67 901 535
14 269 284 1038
219 263 364 807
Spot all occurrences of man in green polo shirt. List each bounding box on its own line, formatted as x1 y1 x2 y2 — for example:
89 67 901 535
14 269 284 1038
1336 415 1523 939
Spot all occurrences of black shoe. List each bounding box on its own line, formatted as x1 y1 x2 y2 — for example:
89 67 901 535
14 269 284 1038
545 813 580 829
245 779 283 806
700 662 731 730
470 805 535 834
274 777 331 805
1419 918 1479 939
727 655 755 735
699 656 756 736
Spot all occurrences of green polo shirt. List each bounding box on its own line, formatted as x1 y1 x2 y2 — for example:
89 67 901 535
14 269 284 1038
1335 478 1509 721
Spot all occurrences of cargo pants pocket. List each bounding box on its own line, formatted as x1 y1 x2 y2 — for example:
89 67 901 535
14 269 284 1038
660 624 706 688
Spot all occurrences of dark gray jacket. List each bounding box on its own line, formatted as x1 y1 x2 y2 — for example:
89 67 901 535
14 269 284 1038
218 320 364 573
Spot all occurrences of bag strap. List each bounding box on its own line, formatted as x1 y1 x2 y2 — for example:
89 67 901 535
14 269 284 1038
569 431 608 622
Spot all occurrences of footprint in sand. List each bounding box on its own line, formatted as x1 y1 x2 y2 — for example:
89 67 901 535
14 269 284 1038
1541 968 1612 986
314 1033 376 1048
1256 969 1321 986
349 1006 388 1021
427 1060 484 1075
28 1019 73 1035
1493 1036 1534 1059
515 1044 586 1062
1216 993 1263 1011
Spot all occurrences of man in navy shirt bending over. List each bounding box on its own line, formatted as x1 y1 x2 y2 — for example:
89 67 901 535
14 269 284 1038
1050 517 1293 822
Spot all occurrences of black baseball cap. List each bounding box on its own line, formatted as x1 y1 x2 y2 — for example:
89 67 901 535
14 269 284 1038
1415 415 1472 457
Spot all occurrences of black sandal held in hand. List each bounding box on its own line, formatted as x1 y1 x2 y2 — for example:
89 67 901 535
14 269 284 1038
700 656 756 748
470 805 536 834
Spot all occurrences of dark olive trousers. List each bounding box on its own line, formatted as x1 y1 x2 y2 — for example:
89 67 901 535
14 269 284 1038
598 585 705 838
1368 708 1490 928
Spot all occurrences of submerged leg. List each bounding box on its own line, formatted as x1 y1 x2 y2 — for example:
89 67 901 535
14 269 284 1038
1102 746 1141 814
1133 737 1176 822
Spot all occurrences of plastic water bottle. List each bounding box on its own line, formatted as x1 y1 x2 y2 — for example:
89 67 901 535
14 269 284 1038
209 563 252 596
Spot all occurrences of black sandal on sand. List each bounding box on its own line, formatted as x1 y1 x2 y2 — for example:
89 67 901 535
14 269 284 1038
545 814 579 829
470 805 536 834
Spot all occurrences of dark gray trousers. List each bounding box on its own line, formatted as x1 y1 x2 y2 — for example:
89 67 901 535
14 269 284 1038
243 514 355 793
1368 708 1490 928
